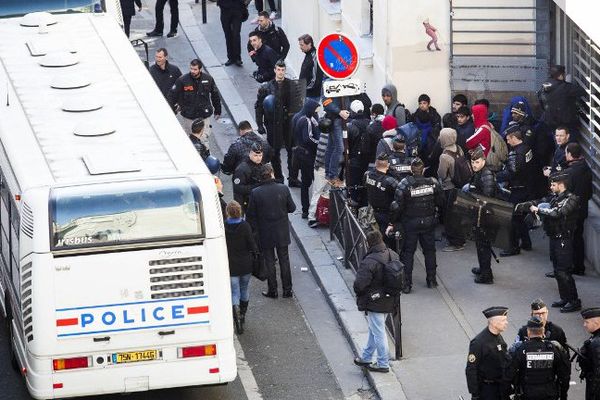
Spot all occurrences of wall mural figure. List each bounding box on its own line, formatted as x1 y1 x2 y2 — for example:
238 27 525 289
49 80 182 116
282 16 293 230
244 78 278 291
423 18 441 51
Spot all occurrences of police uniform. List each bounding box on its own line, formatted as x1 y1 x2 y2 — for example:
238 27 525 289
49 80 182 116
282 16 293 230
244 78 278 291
498 140 534 255
507 316 570 400
364 154 399 241
233 145 264 212
579 307 600 400
519 173 581 313
515 299 568 348
392 159 444 291
387 135 413 181
466 306 510 400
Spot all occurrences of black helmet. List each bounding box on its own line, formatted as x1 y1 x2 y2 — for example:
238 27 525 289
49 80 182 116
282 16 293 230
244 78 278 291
318 117 332 134
204 156 220 174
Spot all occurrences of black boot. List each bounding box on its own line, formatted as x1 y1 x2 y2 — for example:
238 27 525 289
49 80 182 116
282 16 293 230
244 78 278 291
471 267 481 275
560 299 582 313
232 306 242 334
239 300 248 333
474 274 493 284
426 277 438 288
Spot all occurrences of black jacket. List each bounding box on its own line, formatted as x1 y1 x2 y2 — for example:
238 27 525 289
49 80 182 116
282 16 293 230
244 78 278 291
251 44 279 83
217 0 245 9
299 47 324 98
456 119 474 152
393 175 444 225
539 78 586 127
169 72 221 119
222 132 272 174
516 321 567 348
247 22 290 59
470 167 498 198
353 243 398 313
225 220 258 276
189 135 210 160
149 61 182 99
466 328 510 397
233 159 263 209
246 179 296 249
120 0 141 16
347 114 370 159
564 158 593 218
579 329 600 400
256 78 294 149
363 117 384 165
497 142 534 191
530 190 580 237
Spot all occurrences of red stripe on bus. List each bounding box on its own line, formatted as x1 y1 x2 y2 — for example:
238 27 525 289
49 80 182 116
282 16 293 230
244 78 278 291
56 318 79 327
187 306 209 314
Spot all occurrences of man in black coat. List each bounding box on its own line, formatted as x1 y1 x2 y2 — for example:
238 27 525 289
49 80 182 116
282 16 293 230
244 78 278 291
249 32 279 83
120 0 141 37
352 230 398 374
298 34 324 101
564 142 593 275
246 11 290 60
515 298 567 347
217 0 245 66
246 164 297 298
579 307 600 400
233 144 264 211
149 48 182 100
222 120 272 175
146 0 179 38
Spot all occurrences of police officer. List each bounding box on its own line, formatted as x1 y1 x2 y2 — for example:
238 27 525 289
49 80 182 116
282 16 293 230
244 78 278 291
507 316 570 400
497 129 534 256
467 148 499 284
386 134 414 182
515 299 567 347
233 143 264 212
364 153 399 246
169 59 221 148
222 121 272 175
578 307 600 400
466 306 511 400
517 173 582 313
189 119 210 160
391 158 444 292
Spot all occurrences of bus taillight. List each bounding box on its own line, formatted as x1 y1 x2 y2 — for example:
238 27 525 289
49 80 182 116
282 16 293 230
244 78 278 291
178 344 217 358
53 356 91 371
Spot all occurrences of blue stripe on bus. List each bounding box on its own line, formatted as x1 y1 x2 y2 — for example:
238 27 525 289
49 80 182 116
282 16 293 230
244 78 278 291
56 320 210 337
55 295 209 312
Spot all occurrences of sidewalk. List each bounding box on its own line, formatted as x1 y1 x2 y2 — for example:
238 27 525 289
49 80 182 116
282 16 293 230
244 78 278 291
139 2 599 399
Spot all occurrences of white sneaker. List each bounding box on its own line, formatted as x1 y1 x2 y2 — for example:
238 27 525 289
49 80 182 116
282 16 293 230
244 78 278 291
269 11 278 20
250 16 259 24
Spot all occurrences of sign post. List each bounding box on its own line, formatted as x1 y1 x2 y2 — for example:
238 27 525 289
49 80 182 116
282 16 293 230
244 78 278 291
316 33 360 185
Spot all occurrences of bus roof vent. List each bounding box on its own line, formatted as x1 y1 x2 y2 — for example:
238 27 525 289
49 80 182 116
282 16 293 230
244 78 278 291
74 120 115 137
83 149 141 175
38 51 79 68
27 37 77 57
62 97 103 112
51 75 91 89
20 12 58 27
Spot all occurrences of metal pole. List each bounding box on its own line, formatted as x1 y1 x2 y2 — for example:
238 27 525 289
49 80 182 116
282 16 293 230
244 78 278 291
202 0 207 24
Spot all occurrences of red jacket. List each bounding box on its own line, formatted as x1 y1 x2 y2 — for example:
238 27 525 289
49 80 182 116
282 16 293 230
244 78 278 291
466 104 492 157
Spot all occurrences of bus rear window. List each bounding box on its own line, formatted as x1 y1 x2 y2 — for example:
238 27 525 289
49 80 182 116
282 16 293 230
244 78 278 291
50 178 203 250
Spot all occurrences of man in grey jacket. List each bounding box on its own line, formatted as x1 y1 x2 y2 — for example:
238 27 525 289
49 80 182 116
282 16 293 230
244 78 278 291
381 84 409 126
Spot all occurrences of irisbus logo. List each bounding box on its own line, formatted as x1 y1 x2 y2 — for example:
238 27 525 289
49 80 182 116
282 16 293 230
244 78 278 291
55 296 210 338
158 249 183 258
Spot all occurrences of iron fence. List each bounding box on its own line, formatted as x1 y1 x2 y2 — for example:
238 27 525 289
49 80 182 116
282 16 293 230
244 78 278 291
329 188 403 359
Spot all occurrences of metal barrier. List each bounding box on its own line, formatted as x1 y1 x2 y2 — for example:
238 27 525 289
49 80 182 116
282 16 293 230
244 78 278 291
329 188 403 359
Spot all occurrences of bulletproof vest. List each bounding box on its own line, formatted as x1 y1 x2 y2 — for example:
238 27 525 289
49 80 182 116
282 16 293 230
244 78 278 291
387 152 413 180
542 192 578 236
519 340 559 398
365 170 396 210
402 176 437 218
508 143 533 188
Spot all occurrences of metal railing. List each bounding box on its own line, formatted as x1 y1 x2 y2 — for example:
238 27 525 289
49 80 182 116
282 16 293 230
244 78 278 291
329 188 403 359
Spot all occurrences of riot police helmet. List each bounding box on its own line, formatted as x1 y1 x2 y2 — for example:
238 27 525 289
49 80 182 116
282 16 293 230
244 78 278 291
262 94 276 114
204 156 220 174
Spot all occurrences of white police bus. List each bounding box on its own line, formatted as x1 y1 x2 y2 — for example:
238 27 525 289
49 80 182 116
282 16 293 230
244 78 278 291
0 2 236 398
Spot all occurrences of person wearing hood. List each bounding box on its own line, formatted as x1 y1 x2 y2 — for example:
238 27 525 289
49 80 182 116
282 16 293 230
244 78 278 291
455 106 474 151
347 100 371 204
466 103 492 157
474 98 501 132
246 11 290 61
412 94 441 173
375 115 399 158
438 128 467 252
500 96 535 135
538 65 586 137
292 98 320 218
381 84 409 126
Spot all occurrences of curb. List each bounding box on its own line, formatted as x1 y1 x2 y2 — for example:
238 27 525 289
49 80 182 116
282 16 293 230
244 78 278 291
177 2 409 399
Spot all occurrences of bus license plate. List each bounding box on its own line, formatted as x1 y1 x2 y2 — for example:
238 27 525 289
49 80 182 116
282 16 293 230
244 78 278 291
112 349 158 364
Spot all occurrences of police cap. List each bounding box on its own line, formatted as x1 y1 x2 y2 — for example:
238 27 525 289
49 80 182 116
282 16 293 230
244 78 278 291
531 298 547 311
482 306 508 318
376 152 389 161
410 157 424 168
549 172 569 184
526 316 544 329
250 142 263 154
581 307 600 319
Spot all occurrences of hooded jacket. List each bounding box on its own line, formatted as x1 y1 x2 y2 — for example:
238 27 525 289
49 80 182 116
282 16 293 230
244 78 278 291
382 84 408 126
437 128 462 189
466 104 492 157
500 96 535 134
412 106 441 166
353 243 398 313
292 98 320 155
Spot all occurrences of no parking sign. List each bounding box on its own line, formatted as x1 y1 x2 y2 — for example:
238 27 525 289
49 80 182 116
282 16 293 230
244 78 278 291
317 33 359 80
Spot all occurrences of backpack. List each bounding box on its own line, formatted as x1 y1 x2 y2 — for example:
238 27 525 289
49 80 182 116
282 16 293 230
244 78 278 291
381 250 404 295
443 148 472 187
392 103 412 125
484 124 508 172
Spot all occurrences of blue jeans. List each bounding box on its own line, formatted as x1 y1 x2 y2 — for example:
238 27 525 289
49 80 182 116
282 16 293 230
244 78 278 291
230 274 251 306
361 311 389 368
324 118 344 180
